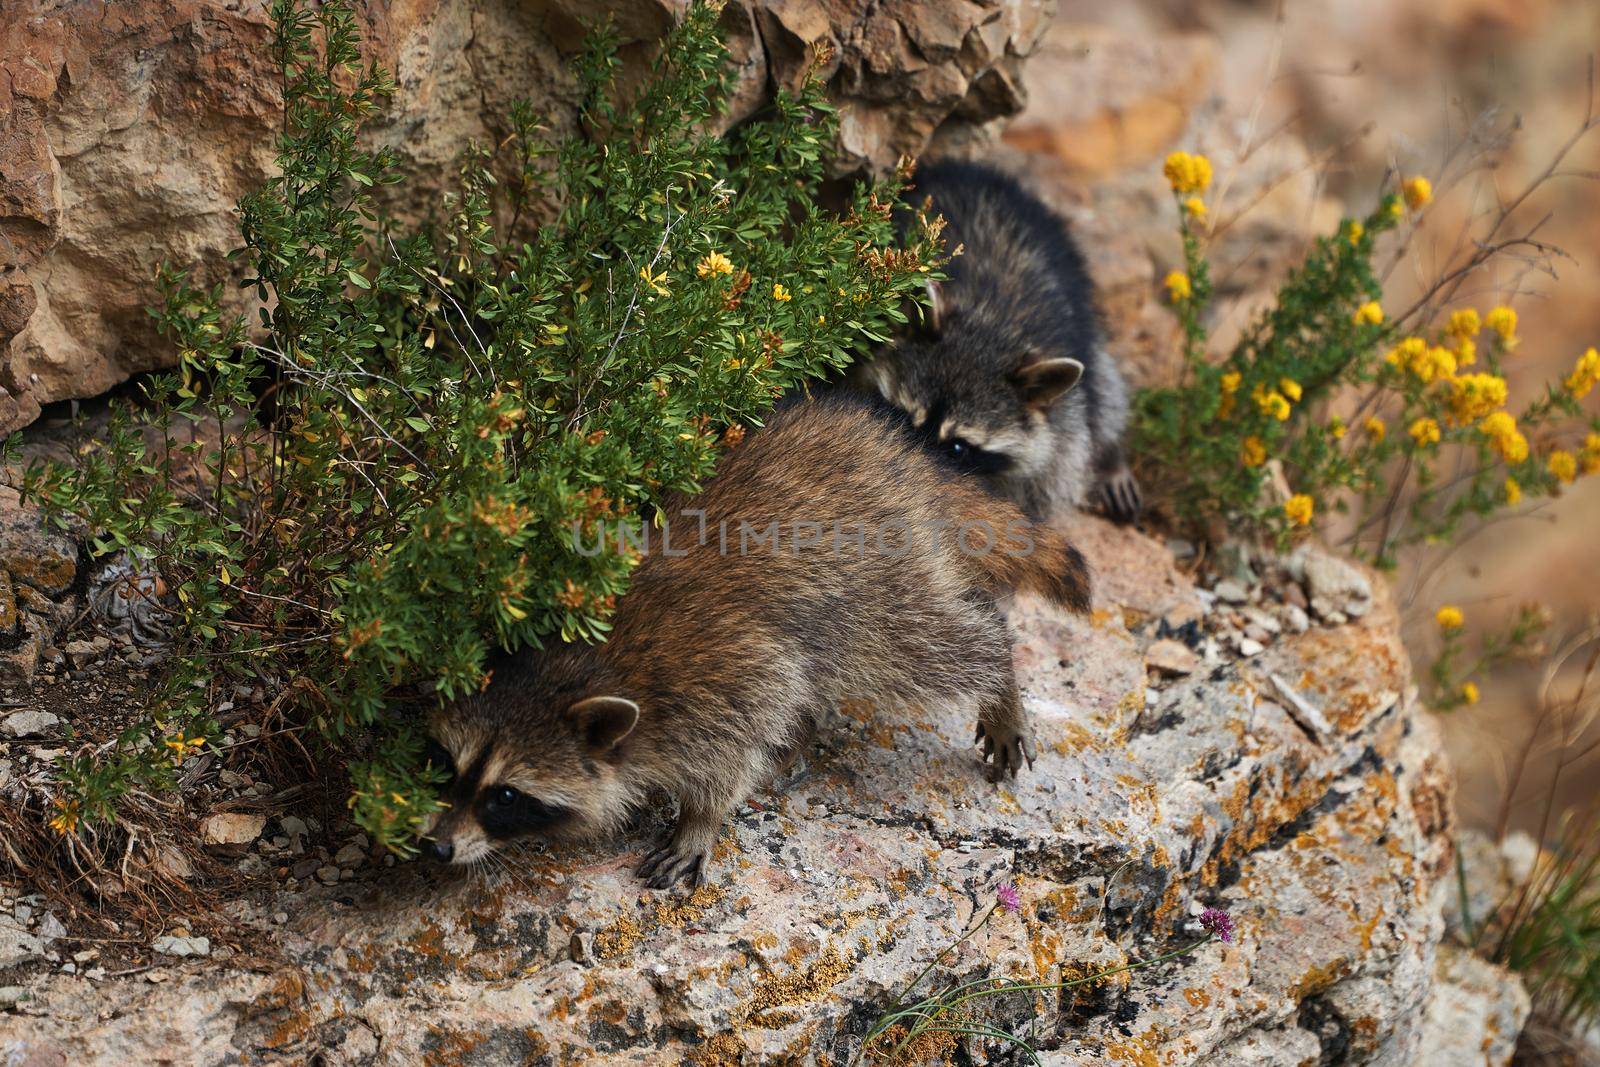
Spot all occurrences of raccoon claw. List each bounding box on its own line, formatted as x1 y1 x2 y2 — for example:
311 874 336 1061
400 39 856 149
1100 467 1143 525
975 722 1036 781
637 844 706 889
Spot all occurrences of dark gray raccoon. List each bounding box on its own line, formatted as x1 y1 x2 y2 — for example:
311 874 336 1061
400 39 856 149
852 159 1141 523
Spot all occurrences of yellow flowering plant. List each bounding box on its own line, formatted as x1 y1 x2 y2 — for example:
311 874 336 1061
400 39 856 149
1428 603 1549 712
1135 152 1600 561
5 0 944 849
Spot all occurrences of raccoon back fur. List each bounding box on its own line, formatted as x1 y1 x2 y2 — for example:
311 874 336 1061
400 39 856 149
424 393 1091 888
854 159 1142 522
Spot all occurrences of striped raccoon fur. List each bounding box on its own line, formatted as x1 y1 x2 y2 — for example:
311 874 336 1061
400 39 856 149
853 159 1141 523
423 394 1091 888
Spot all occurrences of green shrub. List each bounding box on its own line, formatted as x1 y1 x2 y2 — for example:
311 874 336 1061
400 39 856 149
8 0 941 848
1136 154 1600 563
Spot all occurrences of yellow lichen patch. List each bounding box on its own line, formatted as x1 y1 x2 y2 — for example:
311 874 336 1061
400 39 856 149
1183 986 1211 1008
655 884 727 928
1050 720 1100 755
1289 958 1350 1001
1104 1025 1167 1067
745 945 855 1027
594 912 645 959
684 1031 750 1067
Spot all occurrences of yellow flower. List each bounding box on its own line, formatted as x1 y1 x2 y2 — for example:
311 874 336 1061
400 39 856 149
1279 378 1303 403
1402 175 1433 209
164 733 206 760
1254 389 1291 421
1409 416 1441 447
1459 681 1480 706
1478 411 1515 438
1447 308 1481 339
1364 416 1386 442
772 283 792 303
1241 436 1267 467
639 265 670 297
1504 477 1521 505
1385 336 1426 372
1346 220 1365 246
1498 431 1530 465
1284 494 1314 527
1548 449 1578 484
1454 336 1477 367
1448 373 1508 423
1217 370 1240 419
1417 346 1458 383
1164 271 1192 301
1581 432 1600 476
1484 306 1518 350
1565 347 1600 399
48 798 80 836
1353 301 1384 326
1163 151 1213 194
1183 196 1207 218
1436 605 1464 631
1330 417 1347 440
695 251 734 277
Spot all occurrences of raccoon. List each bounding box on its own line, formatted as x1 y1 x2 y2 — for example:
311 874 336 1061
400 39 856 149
854 159 1141 523
423 393 1091 888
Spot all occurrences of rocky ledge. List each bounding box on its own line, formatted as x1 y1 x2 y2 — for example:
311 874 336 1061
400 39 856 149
0 519 1527 1065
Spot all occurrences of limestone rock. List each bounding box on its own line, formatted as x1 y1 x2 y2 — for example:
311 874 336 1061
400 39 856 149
1415 944 1530 1067
0 499 80 682
1291 543 1375 621
1006 22 1219 179
1 709 59 739
1144 637 1199 676
0 915 48 971
198 813 267 855
0 0 1053 434
0 520 1475 1064
151 935 212 960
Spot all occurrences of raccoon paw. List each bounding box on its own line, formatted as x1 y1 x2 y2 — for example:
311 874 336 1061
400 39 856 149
1099 466 1143 525
637 843 707 889
975 722 1036 781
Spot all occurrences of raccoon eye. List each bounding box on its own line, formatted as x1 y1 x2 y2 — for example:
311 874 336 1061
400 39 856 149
487 785 519 810
947 439 971 459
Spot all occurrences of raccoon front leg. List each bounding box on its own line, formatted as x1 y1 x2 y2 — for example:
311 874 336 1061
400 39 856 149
1094 441 1142 525
637 787 741 889
973 662 1036 782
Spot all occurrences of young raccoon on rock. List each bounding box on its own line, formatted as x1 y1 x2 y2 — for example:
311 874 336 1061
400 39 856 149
853 159 1141 523
423 394 1091 888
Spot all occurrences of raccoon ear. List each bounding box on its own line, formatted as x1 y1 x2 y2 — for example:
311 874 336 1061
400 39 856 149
1014 357 1084 410
568 696 640 753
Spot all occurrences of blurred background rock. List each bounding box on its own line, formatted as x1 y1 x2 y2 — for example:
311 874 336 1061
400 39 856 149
1004 0 1600 834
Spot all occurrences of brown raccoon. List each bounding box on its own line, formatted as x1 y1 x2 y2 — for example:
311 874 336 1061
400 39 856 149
853 159 1141 523
423 393 1090 887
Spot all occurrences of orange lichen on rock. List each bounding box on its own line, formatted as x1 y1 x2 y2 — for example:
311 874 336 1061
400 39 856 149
594 912 645 959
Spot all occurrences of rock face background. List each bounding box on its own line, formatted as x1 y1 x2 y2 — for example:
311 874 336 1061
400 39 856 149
0 0 1051 434
0 520 1530 1064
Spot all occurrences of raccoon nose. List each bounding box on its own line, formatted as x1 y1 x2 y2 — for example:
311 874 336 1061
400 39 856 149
426 839 454 863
